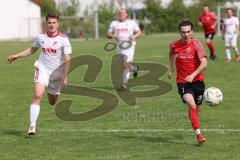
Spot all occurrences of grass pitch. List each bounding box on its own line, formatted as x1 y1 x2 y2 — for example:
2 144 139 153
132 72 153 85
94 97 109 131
0 33 240 160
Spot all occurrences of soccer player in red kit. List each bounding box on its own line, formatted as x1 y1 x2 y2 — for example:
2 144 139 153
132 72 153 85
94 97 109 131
198 4 218 60
168 20 208 144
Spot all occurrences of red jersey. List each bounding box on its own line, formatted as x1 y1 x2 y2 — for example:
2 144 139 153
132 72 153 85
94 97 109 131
170 38 207 83
198 12 217 34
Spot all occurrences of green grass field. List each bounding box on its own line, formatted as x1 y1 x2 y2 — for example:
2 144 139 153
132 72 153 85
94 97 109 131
1 33 240 160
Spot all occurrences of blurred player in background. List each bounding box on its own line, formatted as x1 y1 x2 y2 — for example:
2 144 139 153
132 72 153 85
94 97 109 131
198 4 218 60
7 13 71 135
107 8 142 91
222 8 240 62
168 20 208 144
139 22 145 35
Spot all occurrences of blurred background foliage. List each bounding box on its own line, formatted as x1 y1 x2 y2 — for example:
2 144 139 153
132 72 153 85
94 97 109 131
40 0 228 37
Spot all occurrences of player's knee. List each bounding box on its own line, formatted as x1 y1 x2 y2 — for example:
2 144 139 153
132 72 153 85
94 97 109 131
123 63 129 70
34 94 43 101
206 39 211 44
183 96 195 107
185 100 196 107
188 103 197 108
49 100 56 105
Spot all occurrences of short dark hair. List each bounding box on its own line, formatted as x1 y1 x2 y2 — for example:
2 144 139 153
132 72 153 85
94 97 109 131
203 4 208 7
46 13 59 21
178 20 194 31
226 8 233 12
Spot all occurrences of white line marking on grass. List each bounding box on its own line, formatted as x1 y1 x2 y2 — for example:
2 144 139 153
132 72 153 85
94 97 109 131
38 129 240 133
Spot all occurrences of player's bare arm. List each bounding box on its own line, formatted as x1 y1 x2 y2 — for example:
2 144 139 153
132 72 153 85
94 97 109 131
7 47 38 64
211 21 217 29
168 51 176 80
185 57 208 83
62 54 71 86
211 15 219 28
198 21 203 26
107 32 116 39
129 30 142 40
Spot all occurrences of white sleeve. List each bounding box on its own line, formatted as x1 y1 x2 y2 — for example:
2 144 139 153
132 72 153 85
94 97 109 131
63 37 72 54
32 35 40 48
132 21 140 32
108 21 115 33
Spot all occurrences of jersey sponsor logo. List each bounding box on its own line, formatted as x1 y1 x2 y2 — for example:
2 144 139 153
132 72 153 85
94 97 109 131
185 47 191 53
176 54 193 59
42 48 57 54
116 28 128 33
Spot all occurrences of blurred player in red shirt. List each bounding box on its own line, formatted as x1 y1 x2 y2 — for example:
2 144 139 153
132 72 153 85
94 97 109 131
198 4 218 60
168 20 208 144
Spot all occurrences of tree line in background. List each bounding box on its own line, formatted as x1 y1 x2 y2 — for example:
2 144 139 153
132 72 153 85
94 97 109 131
143 0 227 33
41 0 228 38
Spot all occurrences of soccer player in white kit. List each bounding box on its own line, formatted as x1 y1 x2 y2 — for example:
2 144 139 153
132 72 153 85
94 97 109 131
7 13 72 135
107 8 142 91
222 8 240 62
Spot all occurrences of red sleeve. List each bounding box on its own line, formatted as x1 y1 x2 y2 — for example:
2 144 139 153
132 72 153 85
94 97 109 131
169 40 178 54
193 40 207 60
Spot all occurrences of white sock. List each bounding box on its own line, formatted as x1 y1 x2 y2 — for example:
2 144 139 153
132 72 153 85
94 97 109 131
30 104 40 127
226 49 231 60
234 47 239 56
123 69 130 84
195 129 201 135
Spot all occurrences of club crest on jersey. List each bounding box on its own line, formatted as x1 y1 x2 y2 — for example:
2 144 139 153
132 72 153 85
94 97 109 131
41 41 44 44
185 47 191 53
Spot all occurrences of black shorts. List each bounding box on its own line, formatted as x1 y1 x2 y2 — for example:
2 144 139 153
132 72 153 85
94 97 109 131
177 81 205 105
139 23 144 31
205 33 215 40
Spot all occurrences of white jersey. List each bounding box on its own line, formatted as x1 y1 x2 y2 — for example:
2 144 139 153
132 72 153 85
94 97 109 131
33 32 72 74
108 19 140 45
224 16 239 34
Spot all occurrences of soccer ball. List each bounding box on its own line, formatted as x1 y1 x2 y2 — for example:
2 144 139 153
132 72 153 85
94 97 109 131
203 87 223 106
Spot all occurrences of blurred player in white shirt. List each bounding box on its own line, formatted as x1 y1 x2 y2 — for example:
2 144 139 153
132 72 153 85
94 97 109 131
222 8 240 62
107 8 142 91
7 13 71 135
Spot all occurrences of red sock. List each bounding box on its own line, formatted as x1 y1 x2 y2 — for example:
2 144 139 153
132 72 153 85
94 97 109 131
206 41 215 56
188 107 200 130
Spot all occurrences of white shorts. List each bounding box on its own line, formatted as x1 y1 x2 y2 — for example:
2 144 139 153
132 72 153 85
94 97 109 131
34 67 62 95
117 42 136 62
224 33 238 47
